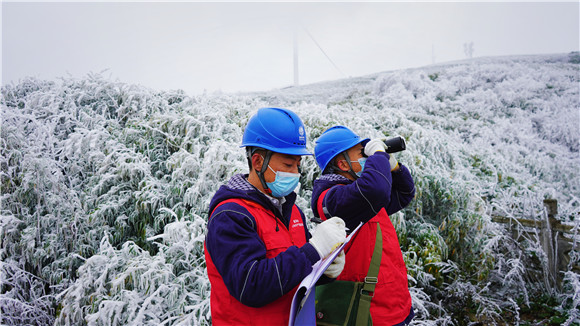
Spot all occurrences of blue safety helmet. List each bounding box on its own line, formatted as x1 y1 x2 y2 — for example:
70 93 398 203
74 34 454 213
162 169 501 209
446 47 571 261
241 107 312 156
314 126 370 172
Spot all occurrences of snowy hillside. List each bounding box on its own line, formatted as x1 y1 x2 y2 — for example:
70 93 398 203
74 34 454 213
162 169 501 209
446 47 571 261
1 53 579 325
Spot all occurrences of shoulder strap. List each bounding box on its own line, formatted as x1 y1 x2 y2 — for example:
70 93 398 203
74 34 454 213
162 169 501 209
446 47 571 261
316 184 346 221
356 223 382 326
316 188 333 221
209 198 256 219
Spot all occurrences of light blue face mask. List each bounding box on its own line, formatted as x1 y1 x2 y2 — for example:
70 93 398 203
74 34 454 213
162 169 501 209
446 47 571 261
352 157 367 178
266 165 300 198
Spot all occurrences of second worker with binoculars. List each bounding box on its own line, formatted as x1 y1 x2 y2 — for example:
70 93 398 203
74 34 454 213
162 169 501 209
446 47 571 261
311 126 416 326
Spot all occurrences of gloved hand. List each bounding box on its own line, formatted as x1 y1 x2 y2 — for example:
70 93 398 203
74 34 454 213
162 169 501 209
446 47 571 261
365 138 399 171
364 138 386 156
387 153 398 171
324 250 345 278
309 217 346 259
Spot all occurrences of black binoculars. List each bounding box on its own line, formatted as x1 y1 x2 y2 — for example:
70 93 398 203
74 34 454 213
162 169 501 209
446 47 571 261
382 136 406 153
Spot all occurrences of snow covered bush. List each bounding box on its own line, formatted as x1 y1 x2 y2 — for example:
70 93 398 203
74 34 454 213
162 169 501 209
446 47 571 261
2 53 578 325
56 218 210 326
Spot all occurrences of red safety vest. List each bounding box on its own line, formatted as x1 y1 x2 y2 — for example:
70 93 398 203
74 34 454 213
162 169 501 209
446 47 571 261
205 198 307 325
317 188 412 325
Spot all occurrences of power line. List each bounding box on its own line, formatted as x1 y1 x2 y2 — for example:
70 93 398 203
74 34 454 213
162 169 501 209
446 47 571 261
302 27 347 78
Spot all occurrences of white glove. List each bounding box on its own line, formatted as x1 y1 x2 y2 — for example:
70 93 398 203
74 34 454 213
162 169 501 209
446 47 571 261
365 138 399 171
324 250 345 278
364 139 386 156
309 217 346 259
387 153 398 171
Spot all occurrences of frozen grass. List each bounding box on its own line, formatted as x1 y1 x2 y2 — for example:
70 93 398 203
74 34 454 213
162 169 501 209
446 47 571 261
1 53 579 325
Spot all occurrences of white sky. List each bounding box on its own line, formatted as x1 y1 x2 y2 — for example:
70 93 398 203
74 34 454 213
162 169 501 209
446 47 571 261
2 1 579 95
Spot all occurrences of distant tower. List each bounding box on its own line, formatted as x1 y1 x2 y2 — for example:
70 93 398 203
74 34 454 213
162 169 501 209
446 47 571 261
464 42 474 59
432 44 436 64
293 29 299 86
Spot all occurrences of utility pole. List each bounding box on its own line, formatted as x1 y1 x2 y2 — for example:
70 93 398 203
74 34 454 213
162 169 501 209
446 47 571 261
293 29 299 87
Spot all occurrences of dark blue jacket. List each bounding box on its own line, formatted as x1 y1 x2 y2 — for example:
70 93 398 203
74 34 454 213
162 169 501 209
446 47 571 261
311 152 415 231
205 174 320 308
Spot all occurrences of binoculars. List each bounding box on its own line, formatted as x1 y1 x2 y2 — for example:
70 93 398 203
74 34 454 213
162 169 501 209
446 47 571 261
382 136 406 153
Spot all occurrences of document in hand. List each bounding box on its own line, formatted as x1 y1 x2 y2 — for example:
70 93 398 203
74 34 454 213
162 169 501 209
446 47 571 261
288 223 364 326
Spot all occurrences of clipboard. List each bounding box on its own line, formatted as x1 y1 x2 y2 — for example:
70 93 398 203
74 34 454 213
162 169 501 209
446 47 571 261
288 222 363 326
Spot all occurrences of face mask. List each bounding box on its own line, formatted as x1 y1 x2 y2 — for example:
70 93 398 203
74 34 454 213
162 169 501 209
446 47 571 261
266 165 300 198
352 158 367 178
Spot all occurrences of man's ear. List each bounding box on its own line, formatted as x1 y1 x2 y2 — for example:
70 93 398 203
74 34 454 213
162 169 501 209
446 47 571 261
335 158 349 172
251 153 263 171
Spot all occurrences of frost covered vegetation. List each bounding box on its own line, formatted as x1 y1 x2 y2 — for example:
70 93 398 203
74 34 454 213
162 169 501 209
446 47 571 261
1 53 579 325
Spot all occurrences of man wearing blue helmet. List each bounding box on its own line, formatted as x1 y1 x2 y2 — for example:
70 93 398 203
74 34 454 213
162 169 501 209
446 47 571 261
204 108 347 325
312 126 416 326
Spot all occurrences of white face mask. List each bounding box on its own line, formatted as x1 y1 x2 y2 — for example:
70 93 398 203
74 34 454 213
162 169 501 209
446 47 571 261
266 165 300 198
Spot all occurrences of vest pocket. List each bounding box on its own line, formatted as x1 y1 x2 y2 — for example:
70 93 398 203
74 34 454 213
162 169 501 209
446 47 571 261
315 280 372 326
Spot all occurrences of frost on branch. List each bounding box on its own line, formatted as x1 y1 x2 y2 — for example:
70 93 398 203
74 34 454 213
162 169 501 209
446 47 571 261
2 54 579 325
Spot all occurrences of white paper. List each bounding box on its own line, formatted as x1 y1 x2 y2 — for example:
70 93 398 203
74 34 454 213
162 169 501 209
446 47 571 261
288 222 363 326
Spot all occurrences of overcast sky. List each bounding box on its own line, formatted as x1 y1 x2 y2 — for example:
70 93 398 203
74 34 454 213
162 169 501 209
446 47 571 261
2 1 579 95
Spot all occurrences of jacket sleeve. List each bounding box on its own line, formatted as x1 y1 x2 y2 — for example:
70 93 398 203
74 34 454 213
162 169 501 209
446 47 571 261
322 152 393 231
205 202 320 308
386 163 416 215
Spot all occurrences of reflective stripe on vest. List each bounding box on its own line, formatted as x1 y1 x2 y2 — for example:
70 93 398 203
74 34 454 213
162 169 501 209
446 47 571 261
205 198 307 325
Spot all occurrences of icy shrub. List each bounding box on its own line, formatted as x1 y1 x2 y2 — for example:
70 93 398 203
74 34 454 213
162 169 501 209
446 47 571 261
2 54 578 325
56 222 211 326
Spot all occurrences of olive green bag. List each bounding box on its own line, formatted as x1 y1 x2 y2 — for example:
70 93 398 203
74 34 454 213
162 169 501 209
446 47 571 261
315 224 382 326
